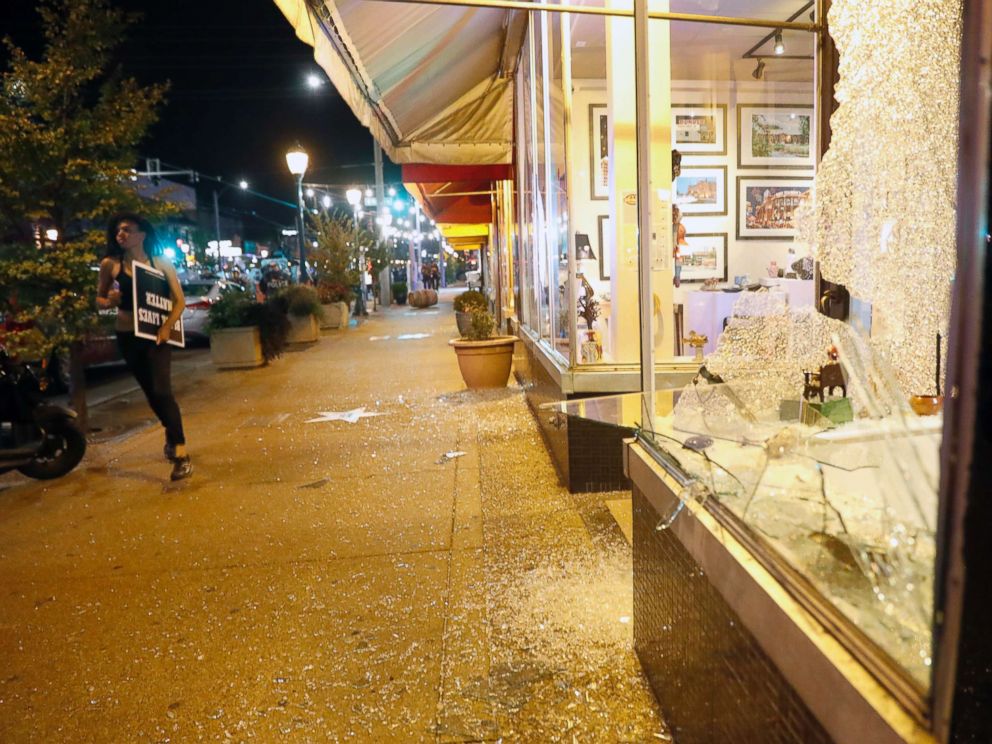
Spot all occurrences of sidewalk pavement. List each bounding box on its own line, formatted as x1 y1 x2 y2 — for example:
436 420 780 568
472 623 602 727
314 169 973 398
0 291 668 742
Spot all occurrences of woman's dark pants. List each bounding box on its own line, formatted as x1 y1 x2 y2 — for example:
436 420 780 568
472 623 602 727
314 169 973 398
116 332 185 446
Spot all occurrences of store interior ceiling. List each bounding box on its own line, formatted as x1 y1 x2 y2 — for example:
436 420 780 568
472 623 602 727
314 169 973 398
568 0 816 82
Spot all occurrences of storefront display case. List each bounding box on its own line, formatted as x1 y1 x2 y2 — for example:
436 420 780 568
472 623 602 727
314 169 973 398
546 356 941 727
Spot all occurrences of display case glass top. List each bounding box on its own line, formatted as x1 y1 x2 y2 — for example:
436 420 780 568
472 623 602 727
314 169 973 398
545 376 940 697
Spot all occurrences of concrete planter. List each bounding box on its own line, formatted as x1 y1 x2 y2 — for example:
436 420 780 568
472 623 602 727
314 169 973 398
286 313 319 344
320 301 350 330
448 336 517 389
210 326 264 369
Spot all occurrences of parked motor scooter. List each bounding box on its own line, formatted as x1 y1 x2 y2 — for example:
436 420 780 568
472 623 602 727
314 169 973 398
0 350 86 480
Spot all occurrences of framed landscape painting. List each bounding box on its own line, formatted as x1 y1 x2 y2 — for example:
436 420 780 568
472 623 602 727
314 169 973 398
674 166 727 216
681 233 728 282
738 104 815 169
737 176 813 240
589 104 609 200
672 104 727 155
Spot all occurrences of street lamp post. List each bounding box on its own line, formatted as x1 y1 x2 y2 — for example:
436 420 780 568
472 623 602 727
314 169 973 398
346 187 367 316
285 146 309 283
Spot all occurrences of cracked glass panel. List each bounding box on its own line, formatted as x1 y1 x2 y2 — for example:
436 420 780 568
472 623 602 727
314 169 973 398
546 347 938 693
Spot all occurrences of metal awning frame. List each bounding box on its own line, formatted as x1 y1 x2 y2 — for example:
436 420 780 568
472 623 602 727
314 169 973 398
356 0 820 33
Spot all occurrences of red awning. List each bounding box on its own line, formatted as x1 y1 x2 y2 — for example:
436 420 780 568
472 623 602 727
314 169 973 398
402 163 512 224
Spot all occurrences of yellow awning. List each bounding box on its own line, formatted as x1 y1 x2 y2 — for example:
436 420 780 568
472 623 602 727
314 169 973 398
440 223 489 239
440 223 488 252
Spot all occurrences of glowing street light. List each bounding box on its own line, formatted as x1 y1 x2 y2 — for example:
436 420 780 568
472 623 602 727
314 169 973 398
238 179 249 190
306 73 323 89
285 145 309 283
346 188 362 209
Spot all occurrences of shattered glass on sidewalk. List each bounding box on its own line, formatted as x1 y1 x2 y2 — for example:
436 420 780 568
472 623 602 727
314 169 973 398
0 302 666 742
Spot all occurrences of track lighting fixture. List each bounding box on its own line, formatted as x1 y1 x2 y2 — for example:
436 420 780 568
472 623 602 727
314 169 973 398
752 58 766 80
774 30 785 55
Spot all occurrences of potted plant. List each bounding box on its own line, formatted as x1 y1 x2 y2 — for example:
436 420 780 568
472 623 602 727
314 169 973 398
391 281 408 305
272 285 322 344
448 306 517 389
317 280 353 330
207 291 288 369
310 213 359 328
452 289 486 336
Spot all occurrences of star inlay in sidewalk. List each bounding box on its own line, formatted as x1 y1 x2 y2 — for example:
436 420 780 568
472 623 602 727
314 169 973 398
305 407 385 424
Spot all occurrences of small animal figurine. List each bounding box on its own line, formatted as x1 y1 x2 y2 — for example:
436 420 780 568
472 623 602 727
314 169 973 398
819 361 847 398
802 362 847 402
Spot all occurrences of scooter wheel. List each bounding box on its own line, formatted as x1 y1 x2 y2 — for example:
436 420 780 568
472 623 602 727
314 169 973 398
17 421 87 480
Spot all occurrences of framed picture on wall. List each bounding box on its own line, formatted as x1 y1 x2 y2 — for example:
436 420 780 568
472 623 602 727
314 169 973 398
736 176 813 240
680 233 728 283
672 104 727 155
737 104 815 169
589 104 609 200
597 214 611 280
675 166 727 216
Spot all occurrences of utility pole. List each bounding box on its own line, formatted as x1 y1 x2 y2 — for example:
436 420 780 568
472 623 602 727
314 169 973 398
213 190 222 256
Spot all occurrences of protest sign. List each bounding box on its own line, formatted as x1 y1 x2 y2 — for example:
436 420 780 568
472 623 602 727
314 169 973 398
132 260 184 347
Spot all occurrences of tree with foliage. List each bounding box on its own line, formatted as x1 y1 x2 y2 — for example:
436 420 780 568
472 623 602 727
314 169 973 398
0 0 174 428
309 212 358 303
309 210 392 304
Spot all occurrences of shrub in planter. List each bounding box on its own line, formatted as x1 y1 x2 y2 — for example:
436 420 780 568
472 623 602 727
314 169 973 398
465 306 495 340
453 290 486 314
391 282 408 305
316 281 352 330
207 292 288 366
275 285 322 318
317 280 354 305
453 289 487 336
273 285 321 344
207 290 255 333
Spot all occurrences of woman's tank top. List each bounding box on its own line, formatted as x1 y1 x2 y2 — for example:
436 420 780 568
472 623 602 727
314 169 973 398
117 267 134 311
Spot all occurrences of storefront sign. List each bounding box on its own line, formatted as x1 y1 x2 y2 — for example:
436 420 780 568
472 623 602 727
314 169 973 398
132 260 184 347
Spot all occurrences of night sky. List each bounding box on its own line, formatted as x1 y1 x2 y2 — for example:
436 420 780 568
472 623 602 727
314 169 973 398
3 0 402 237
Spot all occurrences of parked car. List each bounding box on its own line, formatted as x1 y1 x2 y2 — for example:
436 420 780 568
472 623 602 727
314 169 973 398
181 279 247 340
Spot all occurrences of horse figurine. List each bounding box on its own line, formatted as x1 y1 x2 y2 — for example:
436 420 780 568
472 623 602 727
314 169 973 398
803 362 847 402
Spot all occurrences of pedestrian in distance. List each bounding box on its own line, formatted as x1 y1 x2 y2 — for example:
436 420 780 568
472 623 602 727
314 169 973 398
96 213 193 481
258 265 289 300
